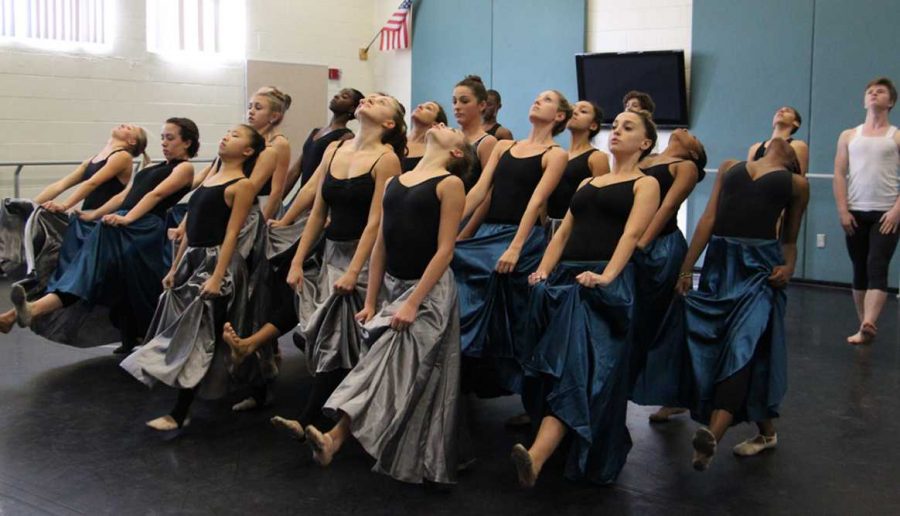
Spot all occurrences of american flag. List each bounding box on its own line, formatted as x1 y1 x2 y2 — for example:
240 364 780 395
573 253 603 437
379 0 411 51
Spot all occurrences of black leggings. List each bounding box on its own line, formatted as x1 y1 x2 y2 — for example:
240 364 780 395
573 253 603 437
298 368 348 427
170 389 195 426
846 210 899 291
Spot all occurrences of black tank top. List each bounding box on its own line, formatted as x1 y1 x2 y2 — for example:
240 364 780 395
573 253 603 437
752 137 794 161
713 162 793 240
322 142 382 241
402 155 423 173
465 134 491 192
299 128 353 186
186 178 244 247
382 175 449 280
121 160 191 219
82 149 129 210
562 179 639 261
484 143 555 225
640 160 682 236
485 123 503 137
547 149 596 219
254 134 287 197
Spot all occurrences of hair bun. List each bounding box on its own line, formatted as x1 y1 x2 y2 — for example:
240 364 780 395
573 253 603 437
465 74 484 84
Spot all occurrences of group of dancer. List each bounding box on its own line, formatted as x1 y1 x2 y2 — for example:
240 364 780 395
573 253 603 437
0 73 896 488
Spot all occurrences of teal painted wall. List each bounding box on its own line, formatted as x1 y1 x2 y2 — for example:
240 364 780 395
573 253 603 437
690 0 900 287
411 0 585 145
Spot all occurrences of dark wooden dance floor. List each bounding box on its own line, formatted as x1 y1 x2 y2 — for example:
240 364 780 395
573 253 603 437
1 280 898 515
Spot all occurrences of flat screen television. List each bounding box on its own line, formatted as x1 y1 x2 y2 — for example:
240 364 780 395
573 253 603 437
576 50 688 128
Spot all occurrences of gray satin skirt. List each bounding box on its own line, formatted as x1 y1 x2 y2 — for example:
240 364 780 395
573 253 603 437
324 270 461 484
295 238 371 375
0 198 35 274
21 207 69 297
120 245 248 400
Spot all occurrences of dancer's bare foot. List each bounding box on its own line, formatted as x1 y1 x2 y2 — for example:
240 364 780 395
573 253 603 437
847 322 876 345
223 322 252 365
0 310 15 333
649 406 688 423
511 444 537 488
231 397 258 412
271 416 306 441
691 427 717 471
10 284 32 328
146 415 190 431
305 425 335 466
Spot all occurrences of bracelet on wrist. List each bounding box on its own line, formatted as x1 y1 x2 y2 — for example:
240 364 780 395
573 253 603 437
679 271 693 279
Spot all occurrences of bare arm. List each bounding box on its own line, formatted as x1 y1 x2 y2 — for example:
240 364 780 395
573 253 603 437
288 143 339 284
677 161 734 291
791 140 810 176
107 163 195 225
33 159 90 204
832 130 856 235
496 147 568 274
361 205 387 316
463 140 512 218
334 152 402 293
261 138 291 220
458 188 491 239
638 161 700 248
589 150 611 177
201 180 256 296
247 147 277 213
283 154 303 200
530 181 589 282
275 152 327 226
80 187 129 221
54 152 133 211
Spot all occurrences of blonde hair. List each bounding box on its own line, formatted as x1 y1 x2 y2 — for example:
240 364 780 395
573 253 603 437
256 86 292 126
550 90 574 136
129 126 151 168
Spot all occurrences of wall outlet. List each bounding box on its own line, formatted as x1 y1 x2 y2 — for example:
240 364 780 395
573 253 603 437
816 233 826 248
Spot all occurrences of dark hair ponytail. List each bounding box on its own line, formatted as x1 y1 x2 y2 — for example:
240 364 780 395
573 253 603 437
382 97 408 158
456 75 488 103
239 124 268 177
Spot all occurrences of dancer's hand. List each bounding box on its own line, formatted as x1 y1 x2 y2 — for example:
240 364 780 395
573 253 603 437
528 270 548 286
390 301 418 331
496 246 521 274
286 262 304 292
200 276 223 298
168 226 185 242
268 217 288 228
675 275 692 295
355 304 375 324
768 265 793 288
576 271 611 288
76 210 97 222
333 271 358 294
42 201 67 213
839 210 857 236
162 271 176 289
879 209 900 235
102 214 130 226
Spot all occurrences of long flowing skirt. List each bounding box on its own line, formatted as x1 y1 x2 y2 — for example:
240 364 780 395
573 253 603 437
629 229 688 404
31 211 172 347
0 198 35 274
451 222 546 395
18 208 69 298
523 261 635 485
324 270 461 484
295 238 370 375
651 236 788 424
120 245 248 400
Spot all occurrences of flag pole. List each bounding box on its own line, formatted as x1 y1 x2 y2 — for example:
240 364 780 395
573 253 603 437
359 30 381 61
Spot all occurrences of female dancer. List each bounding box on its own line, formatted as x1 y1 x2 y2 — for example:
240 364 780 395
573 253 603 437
483 89 514 141
0 124 147 329
452 89 570 397
623 90 655 115
630 128 707 422
747 106 809 175
3 120 196 352
266 93 404 435
669 139 808 470
303 124 472 485
403 101 448 172
833 77 899 345
247 86 292 220
120 124 263 431
511 110 660 487
286 88 364 191
546 100 610 232
452 75 497 190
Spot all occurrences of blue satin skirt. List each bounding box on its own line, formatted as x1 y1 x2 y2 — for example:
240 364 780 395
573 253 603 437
451 222 546 395
48 215 98 286
37 210 172 346
630 229 688 404
523 261 635 485
652 236 788 424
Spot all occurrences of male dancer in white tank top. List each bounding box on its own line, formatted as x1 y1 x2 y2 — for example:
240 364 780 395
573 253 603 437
833 77 900 345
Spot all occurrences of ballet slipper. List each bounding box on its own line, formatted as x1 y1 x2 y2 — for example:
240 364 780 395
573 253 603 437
270 416 306 441
10 284 32 328
691 427 717 471
511 444 537 488
305 425 335 466
146 415 190 431
648 407 687 423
